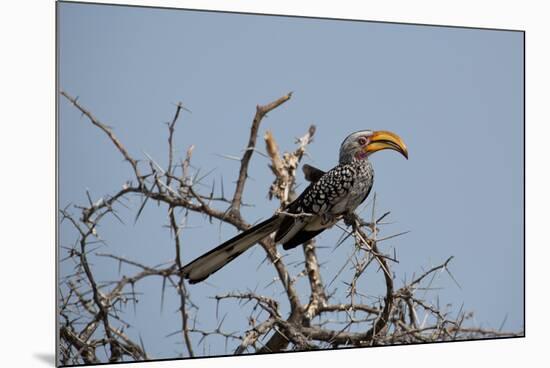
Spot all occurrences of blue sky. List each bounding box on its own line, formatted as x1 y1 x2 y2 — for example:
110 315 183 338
58 2 523 359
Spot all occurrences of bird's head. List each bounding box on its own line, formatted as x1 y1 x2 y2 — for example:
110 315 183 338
339 130 408 164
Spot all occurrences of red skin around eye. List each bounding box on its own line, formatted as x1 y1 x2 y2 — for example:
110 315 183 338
355 137 368 158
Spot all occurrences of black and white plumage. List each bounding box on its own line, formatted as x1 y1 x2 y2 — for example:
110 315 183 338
181 130 408 284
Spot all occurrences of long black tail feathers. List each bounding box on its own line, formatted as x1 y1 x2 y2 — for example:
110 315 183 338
180 216 282 284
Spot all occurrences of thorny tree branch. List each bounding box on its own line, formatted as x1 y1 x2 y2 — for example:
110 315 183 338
60 91 143 185
59 91 522 364
231 92 293 215
169 206 195 357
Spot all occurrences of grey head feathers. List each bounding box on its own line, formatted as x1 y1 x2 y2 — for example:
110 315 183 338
338 130 374 164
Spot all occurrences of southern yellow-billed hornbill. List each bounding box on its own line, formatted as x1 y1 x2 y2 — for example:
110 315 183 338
181 130 408 284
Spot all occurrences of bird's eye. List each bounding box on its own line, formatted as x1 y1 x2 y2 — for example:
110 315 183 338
357 137 367 145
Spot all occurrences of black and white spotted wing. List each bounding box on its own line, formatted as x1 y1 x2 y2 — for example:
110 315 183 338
274 163 362 249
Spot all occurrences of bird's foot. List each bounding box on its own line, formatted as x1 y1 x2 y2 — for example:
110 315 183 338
343 213 356 227
344 213 378 232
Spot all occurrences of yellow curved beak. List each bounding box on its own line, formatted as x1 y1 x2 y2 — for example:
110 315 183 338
364 130 408 159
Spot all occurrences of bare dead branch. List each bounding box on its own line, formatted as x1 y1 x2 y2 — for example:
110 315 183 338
166 101 184 186
60 91 143 184
303 240 328 320
169 206 195 357
231 92 293 214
